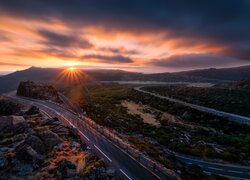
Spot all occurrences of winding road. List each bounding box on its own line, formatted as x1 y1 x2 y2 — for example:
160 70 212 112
134 86 250 124
4 93 160 180
4 92 250 180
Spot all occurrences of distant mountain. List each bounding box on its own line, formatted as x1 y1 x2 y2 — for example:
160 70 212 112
0 67 61 93
174 65 250 81
1 65 250 94
0 67 213 93
221 78 250 90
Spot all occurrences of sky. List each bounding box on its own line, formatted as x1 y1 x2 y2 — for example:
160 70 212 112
0 0 250 74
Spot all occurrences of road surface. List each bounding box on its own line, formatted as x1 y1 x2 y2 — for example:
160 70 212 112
134 86 250 124
4 93 160 180
4 93 250 179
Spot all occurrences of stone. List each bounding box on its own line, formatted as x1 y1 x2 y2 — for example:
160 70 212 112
37 130 62 150
12 116 26 125
15 144 44 165
25 106 40 115
25 135 45 154
0 98 21 116
57 160 77 179
0 116 13 131
16 81 62 103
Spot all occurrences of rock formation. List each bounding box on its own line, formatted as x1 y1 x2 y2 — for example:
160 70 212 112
16 81 62 103
0 98 114 179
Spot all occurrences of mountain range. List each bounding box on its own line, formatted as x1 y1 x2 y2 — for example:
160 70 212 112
1 65 250 93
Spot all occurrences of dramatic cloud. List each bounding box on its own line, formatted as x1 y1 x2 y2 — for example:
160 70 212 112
82 54 133 63
37 29 93 49
0 61 28 67
0 0 250 73
151 54 247 69
99 47 140 55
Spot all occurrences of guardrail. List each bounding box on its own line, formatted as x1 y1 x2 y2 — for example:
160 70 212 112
7 94 178 179
50 98 179 180
76 114 177 180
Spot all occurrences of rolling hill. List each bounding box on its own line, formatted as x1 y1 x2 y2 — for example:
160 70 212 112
174 65 250 81
1 65 250 94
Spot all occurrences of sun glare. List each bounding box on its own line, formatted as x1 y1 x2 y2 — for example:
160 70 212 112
68 67 76 72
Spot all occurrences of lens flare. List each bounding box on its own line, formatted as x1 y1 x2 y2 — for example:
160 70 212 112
68 67 76 71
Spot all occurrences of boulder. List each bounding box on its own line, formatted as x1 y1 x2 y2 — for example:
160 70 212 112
12 121 31 135
25 135 45 154
25 106 40 115
12 116 26 125
0 98 21 116
39 118 60 126
56 160 77 179
37 130 62 150
16 81 62 103
15 144 44 165
0 116 12 131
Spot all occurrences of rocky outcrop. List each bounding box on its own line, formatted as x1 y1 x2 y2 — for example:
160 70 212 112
0 99 113 179
0 98 21 116
16 81 62 103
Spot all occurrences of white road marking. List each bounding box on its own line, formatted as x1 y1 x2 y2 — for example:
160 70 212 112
26 100 91 142
78 131 90 141
94 145 112 162
207 167 223 171
227 170 243 174
40 109 52 118
120 169 132 180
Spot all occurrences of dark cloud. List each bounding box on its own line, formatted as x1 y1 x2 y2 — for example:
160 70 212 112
37 29 93 49
151 54 247 68
0 0 250 60
39 47 77 59
0 61 28 67
82 54 133 63
99 47 140 55
0 31 12 42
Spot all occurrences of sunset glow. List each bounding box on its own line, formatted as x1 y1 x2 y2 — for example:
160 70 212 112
68 67 77 72
0 1 250 74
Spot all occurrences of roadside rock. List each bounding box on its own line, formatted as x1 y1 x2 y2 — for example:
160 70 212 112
0 99 112 179
37 130 62 150
12 116 26 125
17 81 62 103
25 135 45 154
25 106 40 115
0 98 21 116
56 160 77 179
0 116 12 131
15 143 44 165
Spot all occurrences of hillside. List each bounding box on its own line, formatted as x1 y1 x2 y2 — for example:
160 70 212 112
0 67 212 94
221 78 250 90
175 65 250 81
0 97 113 179
1 65 250 94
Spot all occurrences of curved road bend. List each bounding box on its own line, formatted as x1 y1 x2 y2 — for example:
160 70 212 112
134 87 250 179
4 94 160 180
134 87 250 125
4 93 250 179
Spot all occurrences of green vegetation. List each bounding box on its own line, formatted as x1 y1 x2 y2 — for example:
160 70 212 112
143 86 250 117
64 84 250 165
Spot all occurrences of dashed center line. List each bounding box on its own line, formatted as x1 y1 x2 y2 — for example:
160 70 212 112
94 145 112 162
227 170 243 174
207 167 223 171
120 169 132 180
29 101 91 142
78 131 90 141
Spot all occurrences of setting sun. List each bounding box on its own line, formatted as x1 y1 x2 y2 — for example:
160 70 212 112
68 67 76 72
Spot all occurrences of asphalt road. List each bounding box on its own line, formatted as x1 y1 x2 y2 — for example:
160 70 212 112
4 93 250 179
134 87 250 179
134 86 250 124
4 94 160 180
